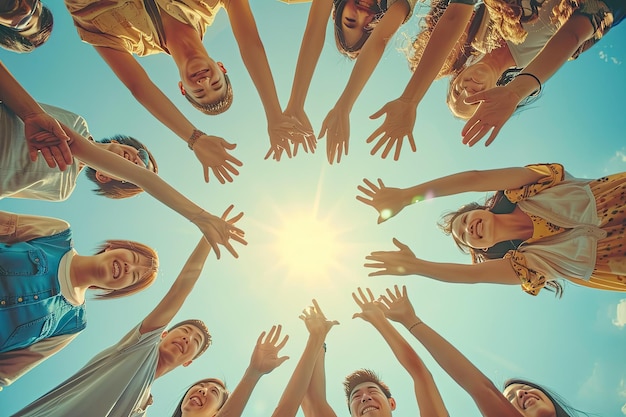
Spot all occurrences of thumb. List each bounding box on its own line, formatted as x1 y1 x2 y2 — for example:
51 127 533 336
221 138 237 150
352 313 362 320
52 124 70 142
276 356 290 366
464 92 486 105
369 105 387 120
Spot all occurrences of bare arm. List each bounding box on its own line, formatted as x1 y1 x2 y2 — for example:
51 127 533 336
320 1 408 164
271 300 338 417
66 129 247 258
462 14 595 146
95 47 242 183
300 345 337 417
216 326 289 417
353 288 448 417
379 286 522 417
0 61 71 169
357 167 545 223
365 238 520 285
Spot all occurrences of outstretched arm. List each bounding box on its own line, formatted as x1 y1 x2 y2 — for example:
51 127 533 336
368 3 473 160
271 300 339 417
320 1 408 164
462 14 595 146
140 208 241 333
352 287 448 417
300 344 338 417
0 61 71 170
282 0 335 156
216 325 289 417
225 0 307 161
95 47 242 183
365 238 519 285
356 167 545 223
64 128 246 259
379 286 521 416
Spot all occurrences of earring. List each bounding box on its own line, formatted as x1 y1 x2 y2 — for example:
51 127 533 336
217 62 227 74
178 81 186 95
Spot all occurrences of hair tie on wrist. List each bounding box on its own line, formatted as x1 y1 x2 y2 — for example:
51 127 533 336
516 72 542 97
408 321 423 332
323 342 327 353
188 129 205 151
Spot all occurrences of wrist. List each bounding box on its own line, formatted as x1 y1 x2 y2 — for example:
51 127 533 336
187 129 206 151
398 95 419 108
506 73 541 102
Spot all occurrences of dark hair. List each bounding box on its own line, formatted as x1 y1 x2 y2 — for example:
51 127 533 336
333 0 382 59
91 239 159 299
496 67 543 108
183 74 233 115
170 378 229 417
167 319 212 359
504 379 590 417
0 4 53 53
438 191 564 297
344 369 392 411
84 134 158 199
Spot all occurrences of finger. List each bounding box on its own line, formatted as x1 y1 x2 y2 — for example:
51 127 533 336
362 178 378 191
220 204 235 219
28 145 39 163
370 135 388 156
366 127 384 145
257 330 267 345
39 148 57 169
401 285 407 297
368 270 391 277
377 178 385 188
211 166 226 184
465 125 490 147
351 291 364 307
408 133 417 153
267 325 279 343
352 313 363 320
225 155 243 167
216 166 232 183
369 106 386 120
282 140 293 159
461 115 481 138
57 140 73 165
464 92 486 105
312 299 325 317
393 138 403 162
357 287 368 303
386 287 395 300
276 334 289 350
264 147 274 161
275 356 290 366
484 126 502 147
381 137 395 160
222 241 239 259
392 238 408 250
220 138 238 150
50 147 68 171
203 166 210 183
379 294 392 306
355 195 374 206
223 161 241 176
366 287 375 302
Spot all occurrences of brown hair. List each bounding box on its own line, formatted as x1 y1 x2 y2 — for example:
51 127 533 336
91 240 159 299
438 191 564 297
344 369 392 411
183 74 234 115
0 4 53 53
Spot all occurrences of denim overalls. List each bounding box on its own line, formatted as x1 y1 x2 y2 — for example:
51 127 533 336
0 228 87 353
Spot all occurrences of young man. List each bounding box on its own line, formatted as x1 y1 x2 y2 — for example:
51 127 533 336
270 290 448 417
10 217 240 416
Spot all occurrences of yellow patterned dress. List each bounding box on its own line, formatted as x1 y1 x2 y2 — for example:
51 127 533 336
503 164 626 295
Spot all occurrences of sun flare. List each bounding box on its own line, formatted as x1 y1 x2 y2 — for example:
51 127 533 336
273 214 340 280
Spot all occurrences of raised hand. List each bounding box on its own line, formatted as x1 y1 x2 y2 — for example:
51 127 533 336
192 135 242 183
365 238 418 277
356 178 411 223
462 86 520 147
299 299 339 339
367 98 417 161
351 287 386 325
23 112 72 170
249 325 290 376
378 285 419 326
264 114 312 161
282 107 317 156
318 106 350 164
194 204 247 259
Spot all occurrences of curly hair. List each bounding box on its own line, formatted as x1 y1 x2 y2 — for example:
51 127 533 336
484 0 580 44
438 191 564 297
0 4 53 53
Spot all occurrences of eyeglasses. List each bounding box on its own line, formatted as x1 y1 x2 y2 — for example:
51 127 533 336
9 0 40 31
136 148 151 171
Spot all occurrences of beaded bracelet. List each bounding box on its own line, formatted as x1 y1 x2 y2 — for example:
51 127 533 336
188 129 206 151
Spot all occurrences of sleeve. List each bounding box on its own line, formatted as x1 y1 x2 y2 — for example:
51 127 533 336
0 211 70 244
571 0 621 59
449 0 479 5
503 163 565 203
0 334 79 389
503 250 547 296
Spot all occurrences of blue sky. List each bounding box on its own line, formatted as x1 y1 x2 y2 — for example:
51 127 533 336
2 1 626 416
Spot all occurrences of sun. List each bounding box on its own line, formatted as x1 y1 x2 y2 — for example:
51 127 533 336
273 213 341 280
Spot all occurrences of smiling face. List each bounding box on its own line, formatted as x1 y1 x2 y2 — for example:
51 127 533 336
448 61 498 119
450 208 497 250
503 384 557 417
95 248 154 291
180 380 228 417
94 140 156 182
178 57 228 106
158 325 207 369
0 0 40 30
336 0 376 50
349 382 396 417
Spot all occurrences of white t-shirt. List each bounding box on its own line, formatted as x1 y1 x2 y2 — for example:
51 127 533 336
0 103 89 201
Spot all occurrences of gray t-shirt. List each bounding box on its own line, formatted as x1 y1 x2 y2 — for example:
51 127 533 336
0 103 87 201
13 324 165 417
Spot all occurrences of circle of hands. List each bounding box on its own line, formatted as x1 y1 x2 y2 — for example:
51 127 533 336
352 285 419 327
249 325 290 376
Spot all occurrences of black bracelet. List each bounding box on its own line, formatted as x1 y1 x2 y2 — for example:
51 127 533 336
516 72 542 97
323 342 327 353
